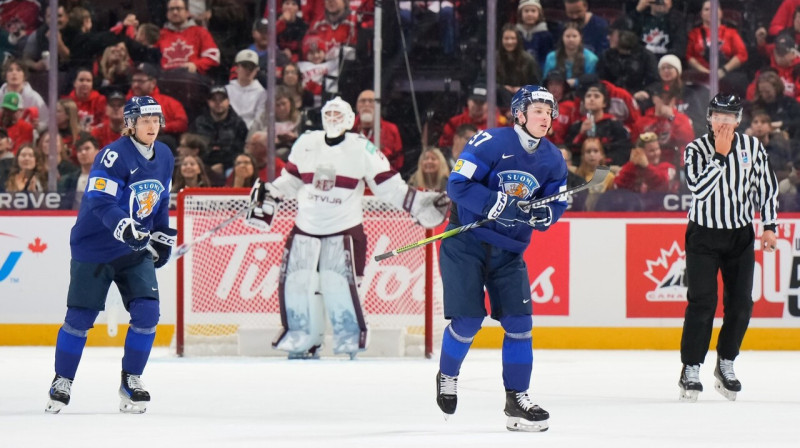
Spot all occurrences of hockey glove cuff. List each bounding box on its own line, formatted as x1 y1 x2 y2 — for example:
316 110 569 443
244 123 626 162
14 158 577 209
147 228 177 268
114 218 151 251
484 192 529 224
246 179 283 231
403 187 450 228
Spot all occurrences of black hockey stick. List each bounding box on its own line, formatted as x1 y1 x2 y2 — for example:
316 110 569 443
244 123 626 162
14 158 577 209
374 166 610 261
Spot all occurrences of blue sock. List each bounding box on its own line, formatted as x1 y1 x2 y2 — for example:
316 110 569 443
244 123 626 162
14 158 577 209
439 317 483 377
500 315 533 392
54 326 87 379
122 326 156 375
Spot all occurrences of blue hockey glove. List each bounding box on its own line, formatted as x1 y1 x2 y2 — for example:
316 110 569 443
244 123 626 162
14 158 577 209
114 218 151 251
521 204 553 230
147 228 177 268
484 192 529 225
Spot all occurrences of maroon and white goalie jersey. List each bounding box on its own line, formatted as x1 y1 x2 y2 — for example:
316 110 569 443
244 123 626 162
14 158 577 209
272 130 408 235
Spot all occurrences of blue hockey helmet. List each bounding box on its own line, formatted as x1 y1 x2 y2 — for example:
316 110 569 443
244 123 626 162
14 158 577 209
123 95 165 129
511 85 559 125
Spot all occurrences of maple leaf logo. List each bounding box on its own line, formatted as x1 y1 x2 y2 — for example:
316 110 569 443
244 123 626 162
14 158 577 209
163 38 194 68
28 237 47 253
643 241 687 302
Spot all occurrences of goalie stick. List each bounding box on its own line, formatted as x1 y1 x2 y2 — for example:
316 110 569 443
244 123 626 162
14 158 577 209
374 166 610 261
172 204 254 261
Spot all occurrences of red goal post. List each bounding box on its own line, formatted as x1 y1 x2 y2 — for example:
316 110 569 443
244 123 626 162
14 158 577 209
175 188 445 357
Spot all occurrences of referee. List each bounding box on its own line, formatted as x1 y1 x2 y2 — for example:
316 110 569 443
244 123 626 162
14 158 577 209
678 93 779 403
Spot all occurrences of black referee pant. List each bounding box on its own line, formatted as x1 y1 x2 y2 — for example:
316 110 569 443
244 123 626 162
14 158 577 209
680 221 755 365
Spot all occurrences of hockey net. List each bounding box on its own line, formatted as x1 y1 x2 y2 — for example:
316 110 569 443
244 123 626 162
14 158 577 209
176 188 446 358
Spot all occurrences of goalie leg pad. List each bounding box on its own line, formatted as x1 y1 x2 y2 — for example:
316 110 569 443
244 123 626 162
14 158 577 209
273 234 326 355
319 235 368 355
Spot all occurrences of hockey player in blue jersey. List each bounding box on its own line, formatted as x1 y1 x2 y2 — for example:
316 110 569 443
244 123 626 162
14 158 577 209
435 85 567 432
45 96 176 414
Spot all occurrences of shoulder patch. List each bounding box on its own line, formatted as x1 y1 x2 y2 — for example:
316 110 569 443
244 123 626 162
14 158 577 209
364 140 377 154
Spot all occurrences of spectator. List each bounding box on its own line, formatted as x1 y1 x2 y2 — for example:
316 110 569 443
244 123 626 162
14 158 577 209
562 0 609 55
0 58 48 132
628 0 686 59
351 89 404 172
447 123 478 168
686 1 749 97
297 36 338 107
243 130 285 181
226 49 266 128
0 92 33 154
745 109 793 183
497 24 542 108
250 17 291 87
189 85 249 181
277 0 309 63
249 86 300 160
743 71 800 139
545 69 576 144
280 62 314 111
614 131 676 193
634 83 694 168
438 84 508 149
565 82 631 167
91 91 126 148
304 0 358 54
515 0 554 68
22 5 69 73
768 0 800 36
176 132 208 161
62 6 116 71
58 133 100 210
746 32 800 102
204 0 250 74
129 23 163 66
407 147 449 191
225 152 259 187
170 154 211 193
66 68 107 129
0 128 12 181
128 62 189 145
597 16 659 93
97 42 133 94
573 137 615 210
542 21 597 88
157 0 221 75
0 0 40 39
36 132 77 181
636 55 708 138
56 98 81 157
1 144 45 193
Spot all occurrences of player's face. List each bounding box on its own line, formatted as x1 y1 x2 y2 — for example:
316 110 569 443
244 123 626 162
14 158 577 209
134 115 161 145
524 103 552 138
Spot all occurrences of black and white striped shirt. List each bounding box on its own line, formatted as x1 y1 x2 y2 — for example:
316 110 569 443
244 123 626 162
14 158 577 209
684 132 778 230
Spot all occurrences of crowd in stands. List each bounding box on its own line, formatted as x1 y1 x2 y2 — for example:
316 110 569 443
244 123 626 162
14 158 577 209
0 0 798 212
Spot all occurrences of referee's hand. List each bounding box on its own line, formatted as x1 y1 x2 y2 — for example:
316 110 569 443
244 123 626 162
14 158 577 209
714 124 734 157
761 230 778 252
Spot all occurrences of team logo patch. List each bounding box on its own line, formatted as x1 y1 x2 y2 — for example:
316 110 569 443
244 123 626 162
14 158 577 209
497 170 539 199
88 176 118 196
740 150 751 169
313 164 336 191
129 180 165 219
94 178 106 190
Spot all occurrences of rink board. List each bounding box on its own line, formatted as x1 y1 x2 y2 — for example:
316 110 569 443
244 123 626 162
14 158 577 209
1 212 799 349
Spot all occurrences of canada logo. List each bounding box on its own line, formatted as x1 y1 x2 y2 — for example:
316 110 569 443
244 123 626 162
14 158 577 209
643 241 687 302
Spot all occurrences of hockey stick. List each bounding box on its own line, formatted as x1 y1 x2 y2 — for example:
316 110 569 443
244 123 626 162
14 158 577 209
172 204 255 261
374 166 610 261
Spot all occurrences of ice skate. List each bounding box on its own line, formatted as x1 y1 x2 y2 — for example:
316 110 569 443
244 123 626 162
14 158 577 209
504 390 549 432
287 345 321 360
436 371 458 418
119 371 150 414
714 358 741 401
45 375 72 414
679 364 703 402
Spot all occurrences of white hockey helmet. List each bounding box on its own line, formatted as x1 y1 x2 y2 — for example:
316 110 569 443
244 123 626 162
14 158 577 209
321 97 355 138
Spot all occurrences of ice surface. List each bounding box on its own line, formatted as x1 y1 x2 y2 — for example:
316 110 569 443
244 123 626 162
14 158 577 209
1 347 798 447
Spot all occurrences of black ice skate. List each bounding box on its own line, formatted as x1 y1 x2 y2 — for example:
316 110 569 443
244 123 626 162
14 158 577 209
436 371 458 417
679 364 703 402
45 375 72 414
119 371 150 414
504 390 549 432
714 358 741 401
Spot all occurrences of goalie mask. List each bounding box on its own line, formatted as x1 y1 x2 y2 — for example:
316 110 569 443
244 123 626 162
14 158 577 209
124 96 165 129
321 97 355 138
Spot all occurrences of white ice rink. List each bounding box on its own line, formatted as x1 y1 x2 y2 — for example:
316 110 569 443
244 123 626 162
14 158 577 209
1 347 798 448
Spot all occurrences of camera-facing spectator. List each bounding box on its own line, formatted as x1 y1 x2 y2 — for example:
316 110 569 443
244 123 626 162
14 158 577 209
628 0 686 59
250 18 291 87
171 153 211 193
562 0 609 56
1 143 45 193
614 132 676 193
407 147 449 192
243 130 285 181
226 49 266 129
97 42 133 93
157 0 221 75
438 84 508 150
190 85 248 180
574 137 615 210
249 85 300 161
56 98 81 159
280 62 314 111
22 5 69 73
516 0 554 69
745 109 793 183
297 36 339 107
746 32 800 103
351 89 404 172
91 91 126 148
66 68 107 130
276 0 308 63
225 152 259 188
543 21 597 88
743 70 800 138
36 132 77 181
0 91 33 154
0 58 48 132
58 133 100 210
497 24 542 108
565 82 631 167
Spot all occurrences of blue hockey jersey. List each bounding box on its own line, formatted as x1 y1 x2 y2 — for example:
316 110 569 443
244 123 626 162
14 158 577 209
70 136 174 263
448 125 567 253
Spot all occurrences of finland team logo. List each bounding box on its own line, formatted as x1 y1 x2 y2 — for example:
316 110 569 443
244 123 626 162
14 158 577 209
497 170 539 199
129 180 165 219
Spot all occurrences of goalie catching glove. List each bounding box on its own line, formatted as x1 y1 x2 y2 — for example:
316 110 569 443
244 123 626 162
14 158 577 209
484 192 553 230
146 228 177 268
403 187 450 228
245 179 284 231
114 218 151 251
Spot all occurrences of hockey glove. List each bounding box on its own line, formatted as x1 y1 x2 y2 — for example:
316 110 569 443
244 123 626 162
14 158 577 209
114 218 151 251
146 228 177 268
403 187 450 228
484 192 530 225
245 179 283 231
519 203 553 230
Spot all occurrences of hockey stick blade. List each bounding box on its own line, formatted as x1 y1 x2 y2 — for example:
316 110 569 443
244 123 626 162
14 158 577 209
172 204 254 261
373 167 610 261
